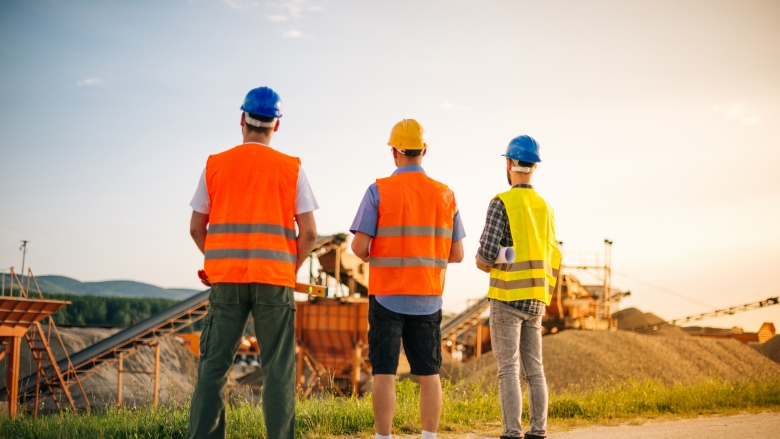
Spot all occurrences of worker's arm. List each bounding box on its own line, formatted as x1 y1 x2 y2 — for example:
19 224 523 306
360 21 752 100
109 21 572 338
351 231 372 263
295 211 317 272
475 197 506 273
190 211 209 255
448 240 464 263
475 257 491 273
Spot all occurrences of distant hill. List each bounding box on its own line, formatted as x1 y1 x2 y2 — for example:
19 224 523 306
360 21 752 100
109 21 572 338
0 274 201 300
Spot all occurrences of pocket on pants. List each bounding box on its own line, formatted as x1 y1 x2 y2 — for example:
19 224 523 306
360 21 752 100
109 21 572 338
210 285 239 304
199 315 212 358
254 285 294 308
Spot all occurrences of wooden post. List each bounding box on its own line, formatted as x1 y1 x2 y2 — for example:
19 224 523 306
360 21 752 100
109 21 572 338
33 347 41 419
296 344 305 395
475 321 483 358
450 336 457 356
117 352 123 408
153 342 160 407
352 344 362 397
5 336 21 418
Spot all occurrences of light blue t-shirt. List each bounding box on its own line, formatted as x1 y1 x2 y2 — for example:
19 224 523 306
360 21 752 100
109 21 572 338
349 165 466 315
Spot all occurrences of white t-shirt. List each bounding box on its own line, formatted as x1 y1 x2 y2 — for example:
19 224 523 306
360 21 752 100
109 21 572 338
189 146 319 215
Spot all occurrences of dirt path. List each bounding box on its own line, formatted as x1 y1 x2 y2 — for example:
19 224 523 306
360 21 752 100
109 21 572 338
548 412 780 439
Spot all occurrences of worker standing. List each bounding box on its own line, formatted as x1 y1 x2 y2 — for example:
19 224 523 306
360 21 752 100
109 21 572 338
187 87 319 439
350 119 465 439
475 135 561 439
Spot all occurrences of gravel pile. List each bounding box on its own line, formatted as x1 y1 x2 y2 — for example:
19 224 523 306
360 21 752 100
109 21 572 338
458 329 780 393
0 326 198 410
751 335 780 364
612 307 689 337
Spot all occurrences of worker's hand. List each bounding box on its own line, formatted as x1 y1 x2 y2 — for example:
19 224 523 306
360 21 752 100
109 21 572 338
475 256 492 273
197 269 212 287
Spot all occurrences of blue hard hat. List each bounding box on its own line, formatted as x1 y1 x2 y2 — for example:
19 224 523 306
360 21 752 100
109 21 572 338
503 135 541 163
240 87 283 118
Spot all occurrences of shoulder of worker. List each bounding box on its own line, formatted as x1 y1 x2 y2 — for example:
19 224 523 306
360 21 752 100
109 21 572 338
376 172 453 191
495 188 554 213
207 143 301 165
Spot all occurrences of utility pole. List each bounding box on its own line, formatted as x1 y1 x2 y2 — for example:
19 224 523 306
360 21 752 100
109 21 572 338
19 240 29 278
603 239 614 326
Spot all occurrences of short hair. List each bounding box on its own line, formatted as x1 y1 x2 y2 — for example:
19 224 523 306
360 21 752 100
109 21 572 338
401 149 423 157
511 159 535 168
244 112 275 135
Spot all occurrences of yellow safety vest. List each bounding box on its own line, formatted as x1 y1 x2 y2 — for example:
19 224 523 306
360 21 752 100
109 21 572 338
487 188 562 305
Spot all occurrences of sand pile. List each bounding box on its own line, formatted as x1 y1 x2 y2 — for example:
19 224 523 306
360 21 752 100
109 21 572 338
458 330 780 393
613 307 689 337
751 335 780 364
0 326 198 410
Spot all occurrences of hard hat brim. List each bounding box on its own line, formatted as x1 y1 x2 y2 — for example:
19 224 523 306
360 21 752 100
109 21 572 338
389 143 427 151
501 154 541 163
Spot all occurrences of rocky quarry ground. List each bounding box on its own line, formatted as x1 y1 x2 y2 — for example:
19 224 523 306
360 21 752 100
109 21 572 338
2 307 779 412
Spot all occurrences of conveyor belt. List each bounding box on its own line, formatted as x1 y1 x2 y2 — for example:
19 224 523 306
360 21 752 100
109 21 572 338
441 296 489 340
0 289 210 402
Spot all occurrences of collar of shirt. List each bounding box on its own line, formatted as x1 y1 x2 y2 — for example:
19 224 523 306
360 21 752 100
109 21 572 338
243 141 269 146
512 183 533 189
392 164 426 176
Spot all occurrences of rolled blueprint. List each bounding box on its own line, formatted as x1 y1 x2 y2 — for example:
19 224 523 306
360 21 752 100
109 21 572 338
495 247 516 264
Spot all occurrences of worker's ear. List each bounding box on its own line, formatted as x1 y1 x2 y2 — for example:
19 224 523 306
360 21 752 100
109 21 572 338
506 158 513 172
422 148 427 157
274 119 280 132
240 113 246 127
391 148 398 159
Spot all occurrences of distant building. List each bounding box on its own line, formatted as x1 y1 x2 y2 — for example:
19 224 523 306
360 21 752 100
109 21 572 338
682 322 776 344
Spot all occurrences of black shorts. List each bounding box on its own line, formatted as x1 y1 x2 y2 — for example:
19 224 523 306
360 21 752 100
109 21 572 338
367 296 442 376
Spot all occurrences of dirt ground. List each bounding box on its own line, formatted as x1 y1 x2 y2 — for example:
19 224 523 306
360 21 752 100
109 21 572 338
547 412 780 439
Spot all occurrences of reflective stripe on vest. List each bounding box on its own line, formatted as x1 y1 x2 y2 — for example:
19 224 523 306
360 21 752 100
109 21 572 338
208 223 297 239
369 172 456 296
369 256 449 269
486 188 561 305
492 260 560 279
203 143 299 286
204 248 297 264
375 225 453 238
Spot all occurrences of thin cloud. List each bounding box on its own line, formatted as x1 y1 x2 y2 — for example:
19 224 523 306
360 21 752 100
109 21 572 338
439 101 469 111
77 78 103 87
267 0 322 19
223 0 259 9
713 104 760 125
282 29 309 38
264 1 321 37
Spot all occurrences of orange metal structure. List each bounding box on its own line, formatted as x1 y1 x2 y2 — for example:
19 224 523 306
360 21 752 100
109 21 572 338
683 322 776 344
0 268 87 418
287 235 371 396
295 298 369 397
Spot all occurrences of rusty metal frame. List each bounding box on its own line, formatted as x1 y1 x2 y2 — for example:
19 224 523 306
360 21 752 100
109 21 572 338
66 299 209 384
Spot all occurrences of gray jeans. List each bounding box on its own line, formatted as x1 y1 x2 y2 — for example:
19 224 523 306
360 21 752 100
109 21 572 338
489 300 548 437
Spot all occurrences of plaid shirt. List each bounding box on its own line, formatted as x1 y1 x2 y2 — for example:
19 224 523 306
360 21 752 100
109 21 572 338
477 184 546 316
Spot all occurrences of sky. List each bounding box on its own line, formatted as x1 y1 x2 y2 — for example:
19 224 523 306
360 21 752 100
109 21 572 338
1 0 779 331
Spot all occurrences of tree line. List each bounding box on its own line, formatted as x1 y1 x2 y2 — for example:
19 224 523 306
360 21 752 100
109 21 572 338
2 290 186 327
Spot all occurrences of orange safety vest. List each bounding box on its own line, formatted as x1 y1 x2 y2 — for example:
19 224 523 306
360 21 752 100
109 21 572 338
204 143 299 286
368 172 456 296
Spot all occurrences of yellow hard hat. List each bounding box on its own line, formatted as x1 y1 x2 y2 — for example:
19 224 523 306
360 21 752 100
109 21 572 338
388 119 427 151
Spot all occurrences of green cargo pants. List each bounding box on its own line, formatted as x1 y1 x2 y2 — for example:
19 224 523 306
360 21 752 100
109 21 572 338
187 283 296 439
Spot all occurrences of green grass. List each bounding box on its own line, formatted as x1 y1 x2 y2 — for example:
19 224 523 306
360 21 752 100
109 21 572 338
2 379 779 439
